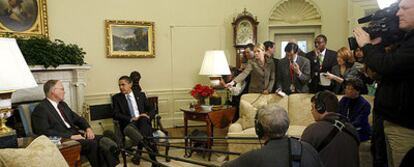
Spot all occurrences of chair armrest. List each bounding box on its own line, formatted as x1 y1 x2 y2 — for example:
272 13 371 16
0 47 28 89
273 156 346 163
228 122 243 133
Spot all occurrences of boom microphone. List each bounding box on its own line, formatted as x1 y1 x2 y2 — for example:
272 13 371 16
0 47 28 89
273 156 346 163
103 130 122 147
123 124 144 144
123 124 153 152
99 137 120 157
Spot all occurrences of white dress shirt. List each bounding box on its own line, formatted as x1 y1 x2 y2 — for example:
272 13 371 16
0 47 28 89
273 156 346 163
47 98 71 128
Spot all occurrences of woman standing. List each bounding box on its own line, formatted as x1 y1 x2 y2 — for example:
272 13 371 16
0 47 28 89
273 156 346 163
226 44 275 94
325 47 358 94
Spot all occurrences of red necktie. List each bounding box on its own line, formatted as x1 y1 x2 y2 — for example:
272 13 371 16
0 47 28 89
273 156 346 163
289 63 294 82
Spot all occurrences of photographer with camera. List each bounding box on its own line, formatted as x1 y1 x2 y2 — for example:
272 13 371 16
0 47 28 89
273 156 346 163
353 0 414 166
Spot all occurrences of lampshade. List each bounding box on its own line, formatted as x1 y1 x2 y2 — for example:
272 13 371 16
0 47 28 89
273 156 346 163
199 50 231 76
0 38 37 91
377 0 397 9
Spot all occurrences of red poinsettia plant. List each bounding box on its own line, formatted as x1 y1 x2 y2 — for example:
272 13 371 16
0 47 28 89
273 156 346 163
190 84 214 99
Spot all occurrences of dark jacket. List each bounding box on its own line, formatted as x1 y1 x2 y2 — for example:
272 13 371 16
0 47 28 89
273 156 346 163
112 90 155 131
31 99 90 138
222 137 323 167
276 56 311 94
330 64 359 94
362 30 414 129
338 96 372 141
305 49 337 92
301 113 360 167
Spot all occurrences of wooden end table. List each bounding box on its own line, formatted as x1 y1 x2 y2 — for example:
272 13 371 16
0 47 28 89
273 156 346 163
180 105 236 160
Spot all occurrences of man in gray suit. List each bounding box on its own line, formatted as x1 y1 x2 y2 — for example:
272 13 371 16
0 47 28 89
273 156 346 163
222 104 322 167
276 42 311 95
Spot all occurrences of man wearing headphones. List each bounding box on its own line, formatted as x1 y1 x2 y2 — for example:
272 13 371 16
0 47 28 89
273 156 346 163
301 91 359 167
222 104 322 167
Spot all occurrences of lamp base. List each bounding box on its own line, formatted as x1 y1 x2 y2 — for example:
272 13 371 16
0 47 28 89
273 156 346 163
0 117 12 134
0 129 17 148
209 76 224 88
0 91 15 135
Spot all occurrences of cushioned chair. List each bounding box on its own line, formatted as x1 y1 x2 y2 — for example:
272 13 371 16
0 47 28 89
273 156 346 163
17 102 39 137
19 102 91 166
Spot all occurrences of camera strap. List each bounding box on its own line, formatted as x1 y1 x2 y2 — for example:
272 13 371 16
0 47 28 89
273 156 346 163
288 137 302 167
316 118 360 152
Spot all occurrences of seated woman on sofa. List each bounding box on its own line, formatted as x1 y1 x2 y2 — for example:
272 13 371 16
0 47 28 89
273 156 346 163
226 43 275 94
338 78 371 142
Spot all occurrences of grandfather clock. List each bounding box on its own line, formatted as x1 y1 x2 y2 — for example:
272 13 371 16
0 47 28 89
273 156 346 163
232 8 259 68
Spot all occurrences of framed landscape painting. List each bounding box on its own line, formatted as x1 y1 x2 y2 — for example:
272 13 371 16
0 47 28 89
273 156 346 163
105 20 155 58
0 0 48 37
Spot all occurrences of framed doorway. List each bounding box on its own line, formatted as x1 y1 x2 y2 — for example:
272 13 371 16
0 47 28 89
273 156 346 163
273 33 314 59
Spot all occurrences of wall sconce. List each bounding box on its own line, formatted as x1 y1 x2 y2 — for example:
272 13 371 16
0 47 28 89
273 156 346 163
199 50 231 88
0 38 37 134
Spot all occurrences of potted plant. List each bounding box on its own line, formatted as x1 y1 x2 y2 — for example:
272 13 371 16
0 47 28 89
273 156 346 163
15 37 86 68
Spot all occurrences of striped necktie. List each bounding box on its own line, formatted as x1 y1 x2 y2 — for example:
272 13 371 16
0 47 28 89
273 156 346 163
126 95 135 117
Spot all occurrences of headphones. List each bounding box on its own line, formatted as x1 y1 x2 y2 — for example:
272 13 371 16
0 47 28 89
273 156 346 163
314 91 326 114
255 111 264 139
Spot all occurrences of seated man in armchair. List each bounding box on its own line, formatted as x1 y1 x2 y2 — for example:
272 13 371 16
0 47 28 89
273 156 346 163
31 80 119 167
112 76 159 166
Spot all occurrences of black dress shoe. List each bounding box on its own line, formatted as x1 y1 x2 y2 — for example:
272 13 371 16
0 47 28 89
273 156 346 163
151 163 160 167
131 155 140 165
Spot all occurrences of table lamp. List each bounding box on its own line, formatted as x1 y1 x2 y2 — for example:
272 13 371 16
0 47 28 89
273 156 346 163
0 38 37 134
199 50 231 88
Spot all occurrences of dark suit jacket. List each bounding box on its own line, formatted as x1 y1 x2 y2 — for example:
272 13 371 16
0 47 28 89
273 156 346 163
276 56 311 94
31 99 90 138
305 49 337 92
112 90 155 131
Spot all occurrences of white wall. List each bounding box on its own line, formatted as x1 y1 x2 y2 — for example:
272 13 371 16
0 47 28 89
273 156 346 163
46 0 352 128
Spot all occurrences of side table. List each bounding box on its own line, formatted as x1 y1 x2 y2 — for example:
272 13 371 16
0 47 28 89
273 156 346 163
180 105 236 160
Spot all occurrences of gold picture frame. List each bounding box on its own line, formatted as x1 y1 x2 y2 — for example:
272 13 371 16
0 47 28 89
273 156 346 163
105 20 155 58
0 0 48 37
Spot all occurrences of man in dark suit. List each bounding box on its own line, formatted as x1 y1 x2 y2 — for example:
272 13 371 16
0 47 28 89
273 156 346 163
277 42 311 95
264 41 279 93
112 76 158 166
305 34 337 93
31 80 119 167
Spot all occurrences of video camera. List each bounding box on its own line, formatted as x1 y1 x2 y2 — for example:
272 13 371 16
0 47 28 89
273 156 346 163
348 2 405 50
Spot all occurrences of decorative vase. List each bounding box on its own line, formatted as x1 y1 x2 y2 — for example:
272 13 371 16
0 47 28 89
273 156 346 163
197 97 206 105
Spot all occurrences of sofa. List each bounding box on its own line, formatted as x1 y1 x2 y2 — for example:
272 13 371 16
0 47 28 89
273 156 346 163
227 93 374 161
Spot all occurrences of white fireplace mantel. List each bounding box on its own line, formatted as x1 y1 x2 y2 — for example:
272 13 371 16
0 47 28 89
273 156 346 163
12 64 91 114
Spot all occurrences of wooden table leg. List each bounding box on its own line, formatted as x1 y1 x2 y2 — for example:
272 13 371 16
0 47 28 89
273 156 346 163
184 113 189 157
207 119 213 161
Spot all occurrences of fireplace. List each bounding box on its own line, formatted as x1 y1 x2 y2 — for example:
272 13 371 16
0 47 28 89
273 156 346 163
12 65 91 114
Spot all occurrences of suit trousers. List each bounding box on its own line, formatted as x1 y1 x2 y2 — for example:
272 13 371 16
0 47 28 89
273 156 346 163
78 135 119 167
133 117 158 164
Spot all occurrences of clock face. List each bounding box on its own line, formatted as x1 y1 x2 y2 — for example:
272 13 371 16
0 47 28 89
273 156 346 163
236 20 253 45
